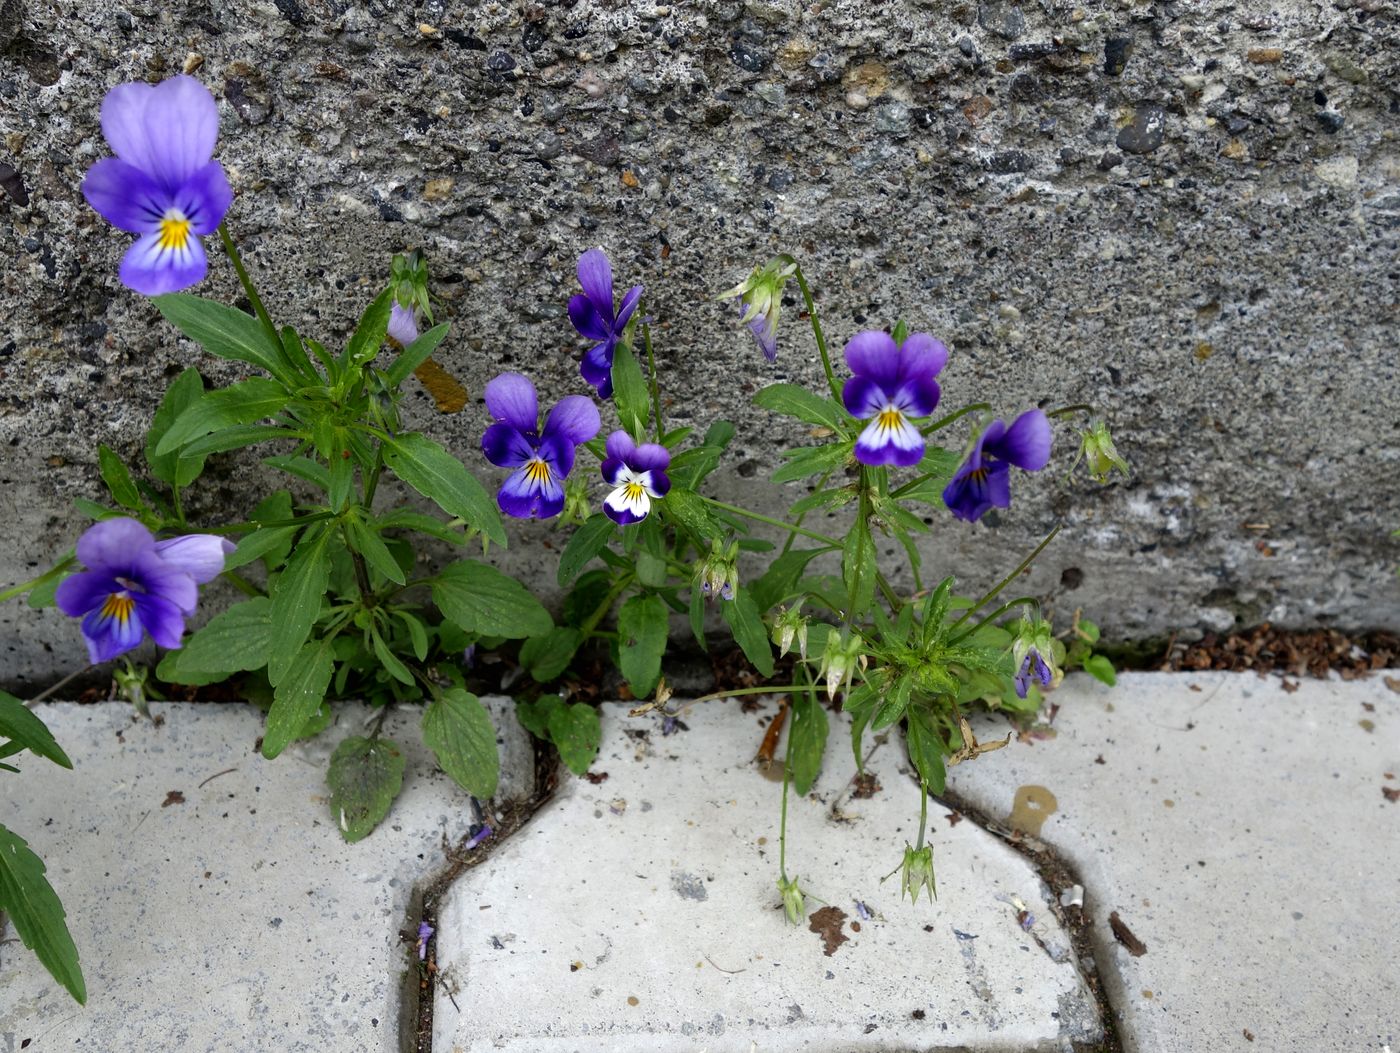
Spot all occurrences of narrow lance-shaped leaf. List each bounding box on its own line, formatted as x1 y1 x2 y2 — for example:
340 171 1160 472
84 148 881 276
787 691 829 796
263 635 336 758
382 432 507 546
0 824 85 1003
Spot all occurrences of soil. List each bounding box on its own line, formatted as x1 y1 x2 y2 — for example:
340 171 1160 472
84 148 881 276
1158 625 1399 680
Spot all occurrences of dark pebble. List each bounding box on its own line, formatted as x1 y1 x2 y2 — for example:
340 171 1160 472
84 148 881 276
0 161 28 206
1316 110 1344 133
445 28 486 50
115 8 132 31
958 36 977 57
1009 41 1058 61
522 21 546 51
272 0 304 26
224 77 272 125
1097 150 1123 170
911 106 936 129
1116 105 1165 154
1225 115 1250 134
1104 35 1133 76
978 2 1025 40
729 41 770 73
987 149 1032 174
487 50 516 72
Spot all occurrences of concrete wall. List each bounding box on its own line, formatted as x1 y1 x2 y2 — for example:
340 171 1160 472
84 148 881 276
2 0 1398 687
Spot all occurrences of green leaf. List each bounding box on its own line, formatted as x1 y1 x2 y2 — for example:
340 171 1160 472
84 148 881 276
905 711 947 795
345 517 407 586
721 589 774 677
155 378 289 456
688 582 706 650
385 321 450 387
370 628 414 686
749 547 827 612
618 593 668 698
422 687 499 798
264 454 330 491
326 736 405 843
842 522 878 618
263 635 336 758
376 509 467 547
548 702 601 776
519 627 583 682
771 442 851 484
432 560 552 639
224 525 300 573
610 342 650 439
871 676 912 731
97 445 141 511
344 287 394 366
1078 619 1102 645
516 694 563 739
557 514 614 586
662 488 723 542
1084 654 1117 686
155 597 274 686
398 612 430 662
382 432 506 546
0 824 85 1003
754 382 846 431
0 693 72 767
179 424 297 459
152 294 291 381
787 691 829 795
267 529 332 685
145 367 207 488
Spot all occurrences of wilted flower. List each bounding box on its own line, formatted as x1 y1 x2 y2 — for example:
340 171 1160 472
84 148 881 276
894 843 937 904
387 303 419 348
771 605 809 660
777 873 806 926
1011 616 1057 699
567 248 642 399
841 330 949 467
942 410 1052 523
81 75 233 295
696 539 739 602
481 373 601 520
55 518 234 664
1075 420 1129 483
464 822 492 850
600 431 671 525
718 255 797 362
461 644 477 670
1014 649 1053 699
819 630 865 700
416 921 433 960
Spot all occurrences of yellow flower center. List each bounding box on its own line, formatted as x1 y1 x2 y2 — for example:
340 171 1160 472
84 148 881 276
877 407 905 431
624 482 646 502
100 592 136 625
524 458 552 485
158 215 192 252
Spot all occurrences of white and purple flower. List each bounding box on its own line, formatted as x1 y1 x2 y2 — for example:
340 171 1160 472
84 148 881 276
942 410 1053 523
81 75 234 296
841 330 949 468
600 431 670 525
1014 648 1053 699
481 373 601 520
567 248 642 399
54 518 234 664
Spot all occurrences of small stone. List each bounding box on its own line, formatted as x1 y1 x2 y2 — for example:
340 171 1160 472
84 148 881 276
1247 48 1283 64
1104 35 1133 76
1097 150 1123 171
1222 138 1247 161
987 150 1032 174
1316 110 1344 133
729 41 770 73
224 67 273 126
423 177 453 201
963 94 994 123
487 50 517 73
1116 105 1165 154
418 23 442 39
182 52 204 74
978 2 1025 40
1224 115 1250 135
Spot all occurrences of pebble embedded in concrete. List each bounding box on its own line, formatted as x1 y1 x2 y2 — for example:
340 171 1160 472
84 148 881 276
432 697 1102 1052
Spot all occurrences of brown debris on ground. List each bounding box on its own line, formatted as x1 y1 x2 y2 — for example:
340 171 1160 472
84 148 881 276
1163 625 1398 681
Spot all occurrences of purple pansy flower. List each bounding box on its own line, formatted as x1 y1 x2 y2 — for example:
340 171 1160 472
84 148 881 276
1014 648 1053 699
841 331 949 468
942 410 1053 523
81 75 234 296
567 248 642 399
54 518 234 664
600 431 671 525
387 303 419 348
481 372 601 520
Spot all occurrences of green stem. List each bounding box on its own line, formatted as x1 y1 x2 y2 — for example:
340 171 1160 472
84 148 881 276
948 595 1039 645
779 701 793 881
1048 403 1094 420
921 402 991 436
914 778 929 851
947 526 1061 634
792 264 842 402
699 496 843 549
171 485 186 527
682 683 817 707
363 448 385 510
217 222 280 352
642 320 665 439
579 574 634 637
0 557 75 605
222 569 264 598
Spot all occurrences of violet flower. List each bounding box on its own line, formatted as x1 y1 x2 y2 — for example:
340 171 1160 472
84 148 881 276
841 330 949 468
567 248 642 399
54 518 234 664
465 822 492 850
1014 648 1053 699
416 921 433 960
81 75 234 296
481 372 600 520
942 410 1052 523
387 303 419 348
600 430 671 525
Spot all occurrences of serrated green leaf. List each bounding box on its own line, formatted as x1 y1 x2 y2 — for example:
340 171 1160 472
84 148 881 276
263 635 336 758
557 514 614 586
663 488 724 542
721 588 774 677
370 628 414 686
519 627 583 682
382 432 506 546
905 711 947 795
516 694 564 739
145 367 206 487
155 597 273 686
156 378 289 456
179 424 298 459
152 293 291 381
0 693 72 768
771 442 851 484
97 445 141 511
422 687 499 798
385 321 450 387
432 560 551 639
618 593 668 698
346 517 407 586
268 529 332 685
787 691 828 796
345 287 394 366
754 382 846 431
326 736 405 843
842 522 878 618
547 702 601 776
610 343 650 439
0 824 85 1003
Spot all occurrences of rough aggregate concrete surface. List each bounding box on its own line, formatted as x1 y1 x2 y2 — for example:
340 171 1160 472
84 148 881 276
2 0 1398 685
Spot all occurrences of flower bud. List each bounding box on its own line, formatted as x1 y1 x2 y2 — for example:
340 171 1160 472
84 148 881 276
718 255 798 362
777 874 806 926
1077 420 1129 483
771 605 810 660
560 476 593 527
696 539 739 603
1011 616 1058 699
897 843 937 904
819 629 864 701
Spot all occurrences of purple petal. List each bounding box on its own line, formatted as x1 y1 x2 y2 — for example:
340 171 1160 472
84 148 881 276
133 549 200 614
1014 656 1032 699
942 459 1011 522
614 285 643 331
897 333 950 381
74 518 156 575
646 469 671 498
102 75 219 190
568 293 611 342
81 158 167 233
745 312 777 362
600 456 626 486
891 376 941 418
497 465 563 520
387 303 419 347
604 430 637 463
1031 650 1053 686
542 395 601 448
841 376 885 420
580 339 615 396
481 423 535 469
134 591 187 649
54 570 121 618
119 230 208 296
484 372 539 434
854 412 925 468
985 409 1052 471
172 161 233 235
81 601 146 664
629 442 671 473
152 534 234 584
843 330 900 389
537 433 577 481
576 248 615 315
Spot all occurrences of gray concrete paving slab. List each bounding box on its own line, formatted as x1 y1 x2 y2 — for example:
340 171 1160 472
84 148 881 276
432 697 1102 1053
946 671 1400 1053
0 698 531 1052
